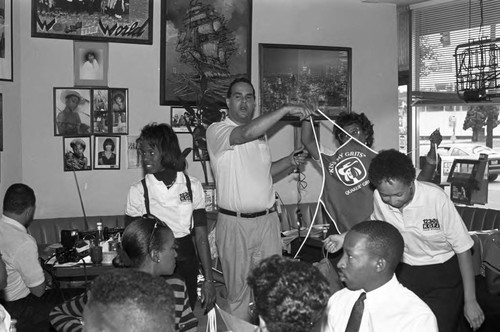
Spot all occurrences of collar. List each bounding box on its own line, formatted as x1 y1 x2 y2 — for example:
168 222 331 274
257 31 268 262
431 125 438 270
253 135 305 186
1 214 27 233
365 275 399 300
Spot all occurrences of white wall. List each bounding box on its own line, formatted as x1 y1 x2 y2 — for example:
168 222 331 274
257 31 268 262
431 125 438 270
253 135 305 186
0 0 398 219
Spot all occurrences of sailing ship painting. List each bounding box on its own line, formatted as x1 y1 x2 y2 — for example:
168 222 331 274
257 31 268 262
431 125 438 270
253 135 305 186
161 0 251 106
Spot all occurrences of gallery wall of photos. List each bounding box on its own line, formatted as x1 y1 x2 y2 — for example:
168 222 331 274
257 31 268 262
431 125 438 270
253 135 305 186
55 87 128 172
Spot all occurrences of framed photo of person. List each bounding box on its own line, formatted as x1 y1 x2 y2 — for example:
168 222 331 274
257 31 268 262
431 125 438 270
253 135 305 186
259 43 352 121
63 136 92 172
0 0 13 81
171 107 196 133
126 135 142 169
110 88 128 134
74 41 108 87
54 88 92 136
91 89 110 134
94 136 120 170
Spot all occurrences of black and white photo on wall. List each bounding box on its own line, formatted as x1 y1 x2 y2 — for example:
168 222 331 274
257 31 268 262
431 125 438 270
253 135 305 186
63 136 91 172
54 88 92 136
94 135 120 169
171 106 196 133
0 0 13 82
74 41 108 87
90 88 129 135
110 88 128 134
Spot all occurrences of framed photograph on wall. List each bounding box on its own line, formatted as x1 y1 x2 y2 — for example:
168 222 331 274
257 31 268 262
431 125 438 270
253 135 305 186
110 88 128 134
63 136 91 172
94 136 120 169
74 41 108 87
54 88 92 136
0 93 3 151
193 126 209 162
171 107 196 133
31 0 153 44
91 89 110 134
160 0 252 105
259 44 352 121
0 0 13 81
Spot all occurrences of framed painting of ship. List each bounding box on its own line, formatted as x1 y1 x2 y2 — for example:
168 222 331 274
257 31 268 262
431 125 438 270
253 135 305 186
259 44 352 121
31 0 153 44
160 0 252 106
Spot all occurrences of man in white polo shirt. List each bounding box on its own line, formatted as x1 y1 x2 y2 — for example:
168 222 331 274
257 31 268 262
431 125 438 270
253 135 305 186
206 77 312 321
0 183 65 331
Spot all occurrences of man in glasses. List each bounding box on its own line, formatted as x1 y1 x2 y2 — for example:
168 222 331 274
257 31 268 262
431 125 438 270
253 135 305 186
206 77 313 321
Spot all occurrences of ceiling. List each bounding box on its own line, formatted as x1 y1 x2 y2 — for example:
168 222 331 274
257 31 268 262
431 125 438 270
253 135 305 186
361 0 431 6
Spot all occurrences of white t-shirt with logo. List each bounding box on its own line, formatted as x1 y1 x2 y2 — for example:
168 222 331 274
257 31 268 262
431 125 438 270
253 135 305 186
371 180 473 266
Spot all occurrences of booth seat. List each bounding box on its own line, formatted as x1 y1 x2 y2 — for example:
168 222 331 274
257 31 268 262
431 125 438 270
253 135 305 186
28 215 127 244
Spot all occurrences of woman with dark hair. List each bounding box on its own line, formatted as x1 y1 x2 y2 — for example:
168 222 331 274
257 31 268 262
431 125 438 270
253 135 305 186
50 217 198 332
97 138 116 165
65 138 89 171
80 51 100 80
247 255 330 332
125 123 216 310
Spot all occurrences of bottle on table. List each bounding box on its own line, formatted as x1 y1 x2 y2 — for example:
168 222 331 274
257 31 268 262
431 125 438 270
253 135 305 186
96 221 104 246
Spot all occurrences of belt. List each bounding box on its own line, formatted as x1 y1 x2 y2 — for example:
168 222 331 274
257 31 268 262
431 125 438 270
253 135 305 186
218 207 276 218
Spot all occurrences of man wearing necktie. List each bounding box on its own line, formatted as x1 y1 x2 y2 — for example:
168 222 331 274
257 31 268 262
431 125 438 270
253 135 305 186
322 220 438 332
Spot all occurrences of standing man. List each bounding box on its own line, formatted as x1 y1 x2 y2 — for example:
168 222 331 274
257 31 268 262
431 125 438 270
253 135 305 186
323 220 437 332
0 183 64 331
206 77 312 321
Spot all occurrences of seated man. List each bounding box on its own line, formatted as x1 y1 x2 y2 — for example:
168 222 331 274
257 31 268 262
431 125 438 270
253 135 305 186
0 183 68 332
247 254 330 332
82 269 176 332
323 220 437 332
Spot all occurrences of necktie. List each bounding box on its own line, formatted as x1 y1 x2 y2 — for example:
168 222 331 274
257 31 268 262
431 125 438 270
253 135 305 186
345 292 366 332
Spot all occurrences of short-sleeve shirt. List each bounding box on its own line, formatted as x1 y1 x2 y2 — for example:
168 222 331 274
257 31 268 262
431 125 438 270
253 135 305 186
126 172 205 238
371 180 473 265
0 215 45 301
206 118 274 212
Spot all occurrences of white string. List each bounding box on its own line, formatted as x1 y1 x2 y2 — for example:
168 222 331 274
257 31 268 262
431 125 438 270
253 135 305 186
206 307 217 332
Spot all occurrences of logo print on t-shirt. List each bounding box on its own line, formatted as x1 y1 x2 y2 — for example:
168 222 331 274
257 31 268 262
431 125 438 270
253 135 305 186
422 218 440 231
334 157 367 186
179 192 191 202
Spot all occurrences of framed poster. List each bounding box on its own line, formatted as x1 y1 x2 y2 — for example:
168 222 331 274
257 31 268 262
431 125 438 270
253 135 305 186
160 0 252 105
259 44 352 120
32 0 153 44
63 136 91 171
74 41 108 87
0 0 12 81
94 135 120 169
54 88 92 136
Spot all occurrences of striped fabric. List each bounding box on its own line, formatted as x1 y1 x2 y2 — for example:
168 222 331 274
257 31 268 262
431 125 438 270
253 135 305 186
49 275 198 332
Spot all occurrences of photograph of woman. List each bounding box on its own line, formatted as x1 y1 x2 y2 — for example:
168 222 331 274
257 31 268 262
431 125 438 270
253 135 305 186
111 89 127 133
74 42 108 86
94 136 120 169
80 50 101 80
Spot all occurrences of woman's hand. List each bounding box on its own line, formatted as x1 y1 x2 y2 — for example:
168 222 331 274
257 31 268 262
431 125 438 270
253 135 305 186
323 234 345 253
464 299 484 331
201 280 217 313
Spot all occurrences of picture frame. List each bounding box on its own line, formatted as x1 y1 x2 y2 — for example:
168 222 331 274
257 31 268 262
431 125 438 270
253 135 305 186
171 107 196 133
193 127 209 162
31 0 153 44
94 135 120 169
63 136 92 172
127 135 142 169
74 41 108 87
259 44 352 120
90 88 128 135
160 0 252 106
0 93 3 151
0 0 13 81
54 88 92 136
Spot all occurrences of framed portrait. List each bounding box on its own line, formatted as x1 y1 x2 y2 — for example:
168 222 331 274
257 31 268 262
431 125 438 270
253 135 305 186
90 88 128 135
91 88 110 134
171 107 196 133
160 0 252 106
63 136 91 172
109 88 128 134
126 135 142 169
74 41 108 87
54 88 92 136
0 94 3 151
0 0 12 81
259 44 352 121
31 0 153 44
94 135 120 169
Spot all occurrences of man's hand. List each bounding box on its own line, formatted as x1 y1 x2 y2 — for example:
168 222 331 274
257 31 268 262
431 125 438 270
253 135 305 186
429 129 442 147
464 299 484 331
323 233 346 253
290 147 309 168
286 105 314 121
201 281 217 314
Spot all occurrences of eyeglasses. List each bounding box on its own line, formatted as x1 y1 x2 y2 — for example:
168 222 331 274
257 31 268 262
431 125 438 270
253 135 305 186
143 214 161 253
339 127 361 141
